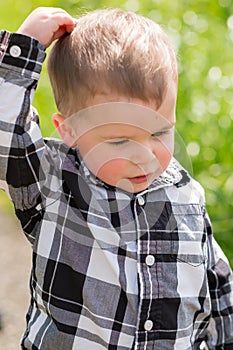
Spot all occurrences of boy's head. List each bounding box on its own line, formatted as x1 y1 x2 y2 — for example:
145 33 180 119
48 8 178 116
48 8 178 193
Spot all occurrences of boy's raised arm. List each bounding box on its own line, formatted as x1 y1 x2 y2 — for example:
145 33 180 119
0 7 75 208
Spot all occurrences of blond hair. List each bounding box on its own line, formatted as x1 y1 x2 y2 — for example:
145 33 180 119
47 8 178 117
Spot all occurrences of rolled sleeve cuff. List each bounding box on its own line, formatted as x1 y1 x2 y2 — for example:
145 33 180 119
0 30 46 79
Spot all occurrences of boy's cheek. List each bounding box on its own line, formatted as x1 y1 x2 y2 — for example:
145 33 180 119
90 159 126 183
156 146 173 171
78 142 127 174
96 160 136 190
97 159 126 177
154 139 174 171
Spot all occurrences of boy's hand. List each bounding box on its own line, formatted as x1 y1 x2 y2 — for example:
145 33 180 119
17 7 76 47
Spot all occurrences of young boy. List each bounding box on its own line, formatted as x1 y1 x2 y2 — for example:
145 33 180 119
0 7 232 350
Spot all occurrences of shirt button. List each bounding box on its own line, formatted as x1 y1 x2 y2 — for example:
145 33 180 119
144 320 153 331
137 196 145 206
9 45 21 57
90 175 97 185
145 254 155 267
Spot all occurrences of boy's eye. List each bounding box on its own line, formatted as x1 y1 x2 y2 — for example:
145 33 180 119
152 130 170 138
107 139 129 145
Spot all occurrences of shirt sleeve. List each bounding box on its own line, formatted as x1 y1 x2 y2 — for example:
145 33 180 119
204 208 233 349
0 30 46 211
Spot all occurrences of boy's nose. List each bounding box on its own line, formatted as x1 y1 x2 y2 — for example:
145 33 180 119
130 141 156 166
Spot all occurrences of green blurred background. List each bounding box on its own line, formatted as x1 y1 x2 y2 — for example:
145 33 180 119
0 0 232 266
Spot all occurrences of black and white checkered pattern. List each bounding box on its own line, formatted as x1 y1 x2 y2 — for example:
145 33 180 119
0 31 233 350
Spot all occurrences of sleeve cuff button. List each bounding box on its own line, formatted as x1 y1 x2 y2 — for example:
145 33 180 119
9 45 21 58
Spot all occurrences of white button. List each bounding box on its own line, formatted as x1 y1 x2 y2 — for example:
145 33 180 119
9 45 21 58
145 255 155 266
137 196 145 206
90 176 97 184
144 320 153 331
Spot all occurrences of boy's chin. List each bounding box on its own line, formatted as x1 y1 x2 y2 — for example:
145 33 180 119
109 178 152 194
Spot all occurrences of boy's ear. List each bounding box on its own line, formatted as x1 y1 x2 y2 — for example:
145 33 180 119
52 113 76 147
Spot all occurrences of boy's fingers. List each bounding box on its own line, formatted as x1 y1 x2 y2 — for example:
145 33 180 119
52 22 76 42
17 7 76 47
55 16 76 33
47 12 76 42
66 23 76 33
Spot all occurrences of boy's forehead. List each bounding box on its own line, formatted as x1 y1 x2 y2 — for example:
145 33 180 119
67 102 174 134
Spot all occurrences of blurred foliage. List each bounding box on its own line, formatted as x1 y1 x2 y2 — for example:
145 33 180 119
0 0 232 266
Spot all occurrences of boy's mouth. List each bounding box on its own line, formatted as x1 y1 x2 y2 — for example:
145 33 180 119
129 173 152 184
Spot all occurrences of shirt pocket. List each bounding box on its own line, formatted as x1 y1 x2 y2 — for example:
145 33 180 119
169 204 207 267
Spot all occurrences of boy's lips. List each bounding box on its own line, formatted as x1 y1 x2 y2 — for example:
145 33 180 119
128 173 153 184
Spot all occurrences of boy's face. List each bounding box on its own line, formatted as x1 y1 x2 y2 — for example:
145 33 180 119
55 83 177 193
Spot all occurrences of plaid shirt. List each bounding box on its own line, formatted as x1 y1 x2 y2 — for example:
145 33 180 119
0 31 233 350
